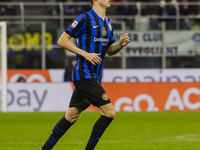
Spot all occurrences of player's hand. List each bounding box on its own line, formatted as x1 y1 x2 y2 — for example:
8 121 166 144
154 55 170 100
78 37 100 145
119 31 130 47
85 53 102 65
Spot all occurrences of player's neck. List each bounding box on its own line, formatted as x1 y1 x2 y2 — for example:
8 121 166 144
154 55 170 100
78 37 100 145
92 5 106 20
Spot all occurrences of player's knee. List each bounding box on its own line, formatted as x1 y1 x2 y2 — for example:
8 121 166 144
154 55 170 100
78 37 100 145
70 117 78 123
65 107 83 123
65 113 79 123
105 110 116 119
110 111 116 119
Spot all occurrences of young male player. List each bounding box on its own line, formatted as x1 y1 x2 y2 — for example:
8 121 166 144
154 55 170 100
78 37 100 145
39 0 130 149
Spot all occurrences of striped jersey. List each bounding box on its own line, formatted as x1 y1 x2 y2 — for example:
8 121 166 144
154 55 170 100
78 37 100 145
65 9 115 82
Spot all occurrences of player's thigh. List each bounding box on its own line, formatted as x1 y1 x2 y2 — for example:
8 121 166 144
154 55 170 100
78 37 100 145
73 78 111 107
69 88 90 110
99 103 116 119
65 107 83 123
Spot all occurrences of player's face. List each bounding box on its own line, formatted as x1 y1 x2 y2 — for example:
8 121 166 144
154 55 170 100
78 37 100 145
98 0 111 8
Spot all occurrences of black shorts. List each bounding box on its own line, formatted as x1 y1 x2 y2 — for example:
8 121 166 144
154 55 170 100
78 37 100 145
69 78 111 110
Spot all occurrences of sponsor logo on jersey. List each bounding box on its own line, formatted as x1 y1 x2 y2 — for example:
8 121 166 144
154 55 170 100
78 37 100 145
94 37 109 46
71 20 78 29
94 37 109 42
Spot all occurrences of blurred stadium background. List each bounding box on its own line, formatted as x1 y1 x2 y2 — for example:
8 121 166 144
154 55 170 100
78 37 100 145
0 0 200 149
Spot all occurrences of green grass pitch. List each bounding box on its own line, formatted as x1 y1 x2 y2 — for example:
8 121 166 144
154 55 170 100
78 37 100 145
0 111 200 150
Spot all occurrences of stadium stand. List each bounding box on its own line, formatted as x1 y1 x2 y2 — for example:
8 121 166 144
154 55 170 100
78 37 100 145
1 0 199 30
0 0 200 69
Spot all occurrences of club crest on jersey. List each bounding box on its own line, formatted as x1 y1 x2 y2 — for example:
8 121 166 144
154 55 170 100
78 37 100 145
109 24 112 31
71 20 78 29
102 27 107 36
102 93 109 101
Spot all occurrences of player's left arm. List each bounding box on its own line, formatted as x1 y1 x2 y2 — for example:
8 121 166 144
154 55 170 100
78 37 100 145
106 31 130 56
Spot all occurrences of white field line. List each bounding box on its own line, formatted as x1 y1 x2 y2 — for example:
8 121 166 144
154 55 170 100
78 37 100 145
174 134 200 141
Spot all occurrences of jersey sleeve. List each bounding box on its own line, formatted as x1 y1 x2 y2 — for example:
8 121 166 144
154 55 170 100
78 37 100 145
65 14 86 38
108 22 115 46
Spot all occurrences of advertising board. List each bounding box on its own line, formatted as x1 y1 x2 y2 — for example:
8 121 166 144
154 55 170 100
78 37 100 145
6 69 200 83
4 82 200 112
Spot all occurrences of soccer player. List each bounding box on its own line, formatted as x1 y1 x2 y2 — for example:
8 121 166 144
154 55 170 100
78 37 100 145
39 0 130 149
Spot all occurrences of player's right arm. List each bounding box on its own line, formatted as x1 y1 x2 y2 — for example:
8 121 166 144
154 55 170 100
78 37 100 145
57 32 102 65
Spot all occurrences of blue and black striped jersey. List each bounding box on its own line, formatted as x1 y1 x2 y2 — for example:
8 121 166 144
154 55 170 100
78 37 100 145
65 9 115 82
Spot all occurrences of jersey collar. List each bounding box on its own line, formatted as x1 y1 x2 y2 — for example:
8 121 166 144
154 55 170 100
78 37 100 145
91 9 105 21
